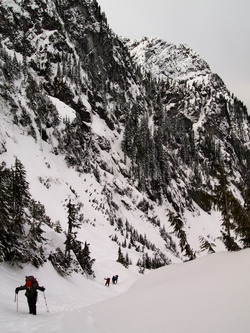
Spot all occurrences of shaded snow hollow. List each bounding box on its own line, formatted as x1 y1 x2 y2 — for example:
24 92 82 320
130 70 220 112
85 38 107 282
0 249 249 333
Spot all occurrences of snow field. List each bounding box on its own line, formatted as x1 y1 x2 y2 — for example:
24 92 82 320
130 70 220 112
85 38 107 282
1 249 250 333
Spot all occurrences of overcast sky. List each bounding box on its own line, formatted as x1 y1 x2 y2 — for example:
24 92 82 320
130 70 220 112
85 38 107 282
97 0 250 112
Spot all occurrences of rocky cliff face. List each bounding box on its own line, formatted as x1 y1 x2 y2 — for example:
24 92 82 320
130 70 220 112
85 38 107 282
127 37 249 197
0 0 249 272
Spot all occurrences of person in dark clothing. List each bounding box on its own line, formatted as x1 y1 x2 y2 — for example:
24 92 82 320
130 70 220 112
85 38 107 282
112 275 119 284
15 279 45 315
104 277 110 287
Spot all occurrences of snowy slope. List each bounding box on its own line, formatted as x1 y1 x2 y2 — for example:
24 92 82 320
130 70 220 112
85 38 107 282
0 249 249 332
0 119 228 268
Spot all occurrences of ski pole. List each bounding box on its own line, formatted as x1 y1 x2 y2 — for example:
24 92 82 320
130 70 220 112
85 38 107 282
43 292 49 313
15 293 18 313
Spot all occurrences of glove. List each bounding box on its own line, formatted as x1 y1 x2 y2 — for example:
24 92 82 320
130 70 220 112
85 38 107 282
40 286 45 292
15 288 19 294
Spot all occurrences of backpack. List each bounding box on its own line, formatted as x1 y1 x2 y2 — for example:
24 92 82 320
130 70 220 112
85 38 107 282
25 276 38 288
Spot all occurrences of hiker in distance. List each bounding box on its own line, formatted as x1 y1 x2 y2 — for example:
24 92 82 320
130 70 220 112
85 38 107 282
104 277 110 286
112 275 119 284
15 276 45 315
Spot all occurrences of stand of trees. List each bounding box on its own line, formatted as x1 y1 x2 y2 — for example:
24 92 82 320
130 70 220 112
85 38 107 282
0 158 95 278
0 158 48 266
213 165 250 250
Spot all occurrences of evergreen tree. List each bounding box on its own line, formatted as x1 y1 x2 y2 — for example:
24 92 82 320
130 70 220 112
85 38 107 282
116 246 131 268
11 157 30 225
229 197 250 248
116 247 131 268
168 211 196 260
6 158 31 263
49 248 72 277
0 162 12 262
64 199 95 276
65 199 80 257
142 253 151 269
214 166 232 235
117 246 125 265
199 236 216 254
74 241 95 277
213 165 241 251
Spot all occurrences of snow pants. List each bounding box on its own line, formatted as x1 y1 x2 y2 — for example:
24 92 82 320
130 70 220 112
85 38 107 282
27 294 37 315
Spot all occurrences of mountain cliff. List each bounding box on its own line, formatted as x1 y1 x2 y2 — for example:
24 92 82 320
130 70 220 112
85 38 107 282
0 0 249 275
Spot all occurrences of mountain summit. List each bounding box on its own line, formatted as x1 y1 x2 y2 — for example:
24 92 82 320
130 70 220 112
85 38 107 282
0 0 249 275
127 37 211 81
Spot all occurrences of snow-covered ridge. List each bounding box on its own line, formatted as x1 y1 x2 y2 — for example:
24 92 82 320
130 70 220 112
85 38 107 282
127 37 211 81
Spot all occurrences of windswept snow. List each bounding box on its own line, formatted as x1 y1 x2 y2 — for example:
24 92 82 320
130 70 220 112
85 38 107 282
1 249 249 332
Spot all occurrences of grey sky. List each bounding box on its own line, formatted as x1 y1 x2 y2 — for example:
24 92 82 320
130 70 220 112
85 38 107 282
97 0 250 112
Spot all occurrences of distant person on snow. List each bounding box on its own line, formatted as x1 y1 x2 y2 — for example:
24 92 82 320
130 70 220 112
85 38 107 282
104 277 110 287
112 275 119 284
15 276 45 315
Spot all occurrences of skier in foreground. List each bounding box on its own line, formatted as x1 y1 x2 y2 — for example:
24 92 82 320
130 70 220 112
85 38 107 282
15 276 45 315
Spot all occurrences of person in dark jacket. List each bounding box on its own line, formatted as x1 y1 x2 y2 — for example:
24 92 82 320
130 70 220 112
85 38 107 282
104 277 110 287
112 275 119 284
15 280 45 315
